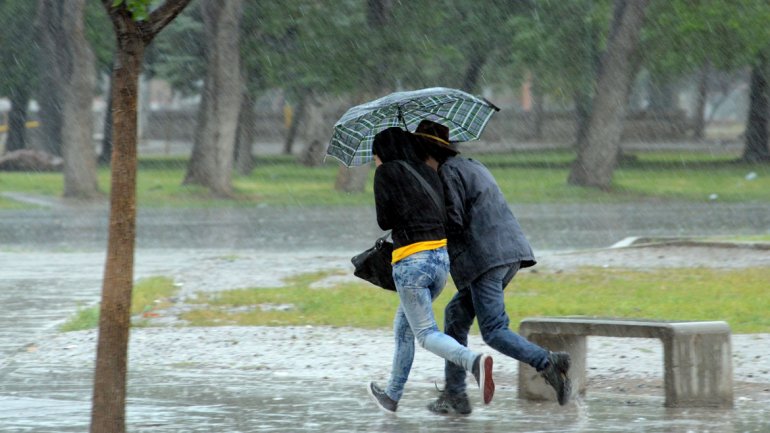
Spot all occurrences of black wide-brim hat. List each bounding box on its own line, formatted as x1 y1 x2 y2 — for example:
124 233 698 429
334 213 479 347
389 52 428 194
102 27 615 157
414 120 459 156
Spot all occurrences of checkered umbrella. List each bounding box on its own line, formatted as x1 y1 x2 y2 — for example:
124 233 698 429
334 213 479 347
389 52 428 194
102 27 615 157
326 87 500 166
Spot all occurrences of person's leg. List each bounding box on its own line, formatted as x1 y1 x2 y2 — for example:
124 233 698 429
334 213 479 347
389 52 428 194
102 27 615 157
471 263 550 370
384 305 415 402
442 288 476 395
393 250 479 373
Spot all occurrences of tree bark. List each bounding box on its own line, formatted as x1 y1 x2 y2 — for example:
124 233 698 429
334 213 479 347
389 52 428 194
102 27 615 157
5 85 30 153
183 0 244 197
568 0 650 189
461 51 487 93
234 91 256 175
35 0 66 156
92 2 191 432
283 88 309 155
99 78 114 165
693 63 710 141
60 0 99 199
742 56 770 162
299 92 330 167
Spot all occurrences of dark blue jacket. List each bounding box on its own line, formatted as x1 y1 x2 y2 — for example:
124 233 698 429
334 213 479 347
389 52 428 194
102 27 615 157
438 157 536 289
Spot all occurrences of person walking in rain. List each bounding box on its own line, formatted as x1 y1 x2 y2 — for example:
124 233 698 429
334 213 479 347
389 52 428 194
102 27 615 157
366 127 495 414
413 120 572 416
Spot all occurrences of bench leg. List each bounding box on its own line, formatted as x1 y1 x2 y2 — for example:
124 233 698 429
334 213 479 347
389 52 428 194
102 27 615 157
663 332 733 408
517 334 586 402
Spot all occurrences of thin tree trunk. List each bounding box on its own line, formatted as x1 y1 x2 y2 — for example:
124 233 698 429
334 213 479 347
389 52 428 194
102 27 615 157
60 0 99 199
99 69 114 165
568 0 650 189
461 52 486 93
92 2 191 432
299 92 328 167
742 56 770 162
91 31 143 433
35 0 66 156
531 79 544 140
283 88 308 155
5 86 30 153
183 0 244 197
234 91 256 175
693 63 710 141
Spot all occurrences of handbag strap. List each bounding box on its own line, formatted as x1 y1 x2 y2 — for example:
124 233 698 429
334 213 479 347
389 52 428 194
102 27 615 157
395 160 445 221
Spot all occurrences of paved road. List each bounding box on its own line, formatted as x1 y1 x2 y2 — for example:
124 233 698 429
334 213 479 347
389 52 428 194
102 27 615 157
2 201 769 251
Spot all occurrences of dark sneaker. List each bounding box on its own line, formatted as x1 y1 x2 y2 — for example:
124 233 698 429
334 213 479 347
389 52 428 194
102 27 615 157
427 390 472 415
471 354 495 404
540 352 572 405
367 382 397 414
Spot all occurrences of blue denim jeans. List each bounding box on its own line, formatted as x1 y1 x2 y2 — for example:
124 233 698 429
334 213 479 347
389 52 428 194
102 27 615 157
443 263 549 395
385 247 480 401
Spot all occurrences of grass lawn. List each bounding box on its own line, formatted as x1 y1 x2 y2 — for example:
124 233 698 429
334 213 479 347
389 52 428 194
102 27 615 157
177 267 770 334
1 149 769 209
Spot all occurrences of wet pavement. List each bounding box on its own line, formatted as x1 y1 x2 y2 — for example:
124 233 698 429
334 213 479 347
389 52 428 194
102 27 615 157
1 202 770 432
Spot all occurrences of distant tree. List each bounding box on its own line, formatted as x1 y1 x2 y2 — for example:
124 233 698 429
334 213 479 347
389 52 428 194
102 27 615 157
92 1 191 432
60 0 100 198
568 0 650 190
0 0 38 153
641 0 770 142
508 0 611 143
183 0 244 197
743 55 770 162
35 0 67 156
84 0 118 165
332 0 396 192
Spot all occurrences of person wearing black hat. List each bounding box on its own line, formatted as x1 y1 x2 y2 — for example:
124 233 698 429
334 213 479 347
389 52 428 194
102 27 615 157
366 127 495 414
413 120 572 415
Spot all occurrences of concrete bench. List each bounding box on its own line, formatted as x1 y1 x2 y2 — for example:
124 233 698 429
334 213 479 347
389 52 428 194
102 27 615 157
517 317 733 408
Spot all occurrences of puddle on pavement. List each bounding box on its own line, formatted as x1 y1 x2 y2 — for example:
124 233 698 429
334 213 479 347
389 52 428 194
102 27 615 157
1 368 768 433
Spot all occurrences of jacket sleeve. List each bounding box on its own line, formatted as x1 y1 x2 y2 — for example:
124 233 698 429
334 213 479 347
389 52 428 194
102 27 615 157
439 164 466 238
373 165 393 231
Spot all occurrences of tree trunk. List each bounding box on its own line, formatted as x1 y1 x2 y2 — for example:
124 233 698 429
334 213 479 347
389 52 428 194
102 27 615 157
573 88 593 148
183 0 244 197
742 56 770 162
693 63 710 141
5 85 30 153
60 0 99 199
531 78 544 140
461 52 486 93
234 91 256 175
35 0 66 156
568 0 649 189
283 88 309 155
91 28 143 433
299 93 329 167
92 2 191 432
99 68 115 165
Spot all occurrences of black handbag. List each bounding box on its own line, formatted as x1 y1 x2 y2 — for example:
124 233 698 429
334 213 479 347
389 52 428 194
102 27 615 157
351 161 445 291
351 232 396 291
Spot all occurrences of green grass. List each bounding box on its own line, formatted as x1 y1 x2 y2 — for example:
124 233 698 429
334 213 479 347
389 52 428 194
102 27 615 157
178 267 770 334
2 150 769 209
59 276 179 332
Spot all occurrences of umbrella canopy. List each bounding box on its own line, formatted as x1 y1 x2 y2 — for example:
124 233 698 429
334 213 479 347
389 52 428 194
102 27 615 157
326 87 500 166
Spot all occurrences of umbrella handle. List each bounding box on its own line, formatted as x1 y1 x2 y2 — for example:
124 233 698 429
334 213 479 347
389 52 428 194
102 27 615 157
397 106 408 130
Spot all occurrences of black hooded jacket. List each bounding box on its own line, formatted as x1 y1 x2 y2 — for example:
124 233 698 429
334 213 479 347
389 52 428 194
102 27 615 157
372 128 446 250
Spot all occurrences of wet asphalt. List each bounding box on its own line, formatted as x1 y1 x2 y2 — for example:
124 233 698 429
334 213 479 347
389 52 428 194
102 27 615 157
1 201 770 432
